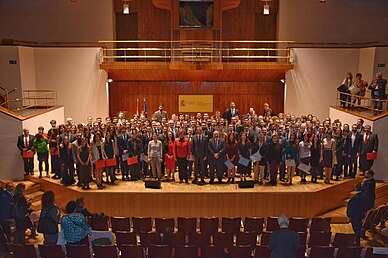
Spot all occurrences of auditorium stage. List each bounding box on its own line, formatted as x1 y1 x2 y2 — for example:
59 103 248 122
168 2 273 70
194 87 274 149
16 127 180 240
27 175 357 219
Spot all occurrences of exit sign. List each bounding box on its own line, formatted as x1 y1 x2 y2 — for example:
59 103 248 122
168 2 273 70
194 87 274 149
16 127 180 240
377 63 385 68
9 60 17 64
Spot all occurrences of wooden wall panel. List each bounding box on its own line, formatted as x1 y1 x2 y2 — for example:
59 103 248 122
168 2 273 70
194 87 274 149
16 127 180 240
109 81 284 118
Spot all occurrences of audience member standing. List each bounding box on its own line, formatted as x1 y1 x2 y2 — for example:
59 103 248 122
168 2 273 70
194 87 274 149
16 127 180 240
359 125 378 173
0 183 14 238
61 201 91 245
347 184 365 246
369 72 387 115
225 102 240 124
268 215 300 258
17 129 35 176
361 170 376 212
38 191 60 245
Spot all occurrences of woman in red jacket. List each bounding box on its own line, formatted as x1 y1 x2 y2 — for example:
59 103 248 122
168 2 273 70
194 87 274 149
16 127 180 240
173 130 191 184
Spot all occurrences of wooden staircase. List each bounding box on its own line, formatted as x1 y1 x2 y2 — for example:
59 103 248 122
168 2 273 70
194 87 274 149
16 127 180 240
320 181 388 223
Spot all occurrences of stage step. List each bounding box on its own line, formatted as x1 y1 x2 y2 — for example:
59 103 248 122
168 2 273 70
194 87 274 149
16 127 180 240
31 200 42 211
320 206 349 224
25 190 45 203
376 182 388 206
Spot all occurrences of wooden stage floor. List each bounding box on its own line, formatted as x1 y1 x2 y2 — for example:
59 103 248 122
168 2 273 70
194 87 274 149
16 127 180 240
29 175 356 219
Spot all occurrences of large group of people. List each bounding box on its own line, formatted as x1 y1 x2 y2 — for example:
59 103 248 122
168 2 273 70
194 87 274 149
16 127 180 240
337 72 387 115
16 102 379 189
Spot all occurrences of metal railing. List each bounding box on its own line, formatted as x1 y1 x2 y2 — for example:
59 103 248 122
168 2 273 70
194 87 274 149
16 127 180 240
336 90 388 117
98 40 294 63
0 90 58 117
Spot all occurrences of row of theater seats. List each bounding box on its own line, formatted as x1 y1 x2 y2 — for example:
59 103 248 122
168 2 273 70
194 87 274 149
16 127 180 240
10 243 387 258
90 216 332 234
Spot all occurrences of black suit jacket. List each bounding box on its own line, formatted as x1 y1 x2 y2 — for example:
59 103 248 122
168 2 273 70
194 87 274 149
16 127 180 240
268 227 300 258
347 132 362 155
225 109 240 123
362 178 376 211
208 138 226 165
117 133 129 155
17 134 35 154
347 192 366 221
191 134 208 159
360 132 378 154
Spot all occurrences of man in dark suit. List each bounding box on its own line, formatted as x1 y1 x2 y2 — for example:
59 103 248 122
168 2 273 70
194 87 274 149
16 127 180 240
224 102 240 124
153 104 168 122
347 183 366 246
0 182 14 237
191 126 208 184
117 126 130 180
208 131 226 184
359 125 378 173
369 72 387 115
347 124 362 178
362 170 376 212
268 215 300 258
17 129 35 175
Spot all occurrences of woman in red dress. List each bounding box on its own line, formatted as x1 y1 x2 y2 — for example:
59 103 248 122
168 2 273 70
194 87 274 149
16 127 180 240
163 131 176 181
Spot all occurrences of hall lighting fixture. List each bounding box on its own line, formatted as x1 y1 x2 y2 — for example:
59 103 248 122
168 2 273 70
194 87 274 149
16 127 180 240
107 78 113 83
263 3 270 15
123 2 130 14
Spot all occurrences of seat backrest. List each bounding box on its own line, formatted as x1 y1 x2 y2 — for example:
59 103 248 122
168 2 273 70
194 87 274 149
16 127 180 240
148 244 172 258
139 231 161 247
115 231 137 246
11 244 38 258
199 217 219 234
255 245 271 258
221 217 241 233
38 244 66 258
228 245 253 258
110 217 131 232
364 247 388 258
164 231 186 246
212 232 234 248
155 218 175 233
298 232 307 245
188 232 211 246
93 245 119 258
260 231 272 246
235 232 258 246
310 217 331 232
332 233 355 247
89 215 110 231
289 217 309 232
309 246 334 258
244 217 264 234
336 246 362 258
266 216 279 232
132 217 153 233
177 217 197 234
120 244 144 258
308 231 332 247
66 244 91 258
201 245 224 258
174 245 198 258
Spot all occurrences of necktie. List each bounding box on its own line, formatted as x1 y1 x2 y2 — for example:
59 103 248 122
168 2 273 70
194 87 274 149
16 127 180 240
215 140 218 149
365 134 369 143
25 137 28 148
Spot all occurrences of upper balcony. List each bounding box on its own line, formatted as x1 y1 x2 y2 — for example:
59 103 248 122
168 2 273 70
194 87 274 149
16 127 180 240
99 40 294 82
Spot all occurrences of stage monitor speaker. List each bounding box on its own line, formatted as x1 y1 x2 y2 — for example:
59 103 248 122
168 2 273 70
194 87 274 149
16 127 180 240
238 180 255 189
145 180 161 189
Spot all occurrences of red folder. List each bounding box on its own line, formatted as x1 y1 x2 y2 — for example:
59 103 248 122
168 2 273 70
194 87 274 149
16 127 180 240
127 156 138 165
95 160 105 169
105 158 117 167
22 150 34 158
366 152 377 160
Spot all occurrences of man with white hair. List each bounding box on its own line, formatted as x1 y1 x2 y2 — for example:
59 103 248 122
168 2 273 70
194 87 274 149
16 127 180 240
369 72 387 115
268 215 300 258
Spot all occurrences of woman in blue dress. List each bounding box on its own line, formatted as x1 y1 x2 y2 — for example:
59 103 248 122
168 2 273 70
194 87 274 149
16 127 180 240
284 133 298 185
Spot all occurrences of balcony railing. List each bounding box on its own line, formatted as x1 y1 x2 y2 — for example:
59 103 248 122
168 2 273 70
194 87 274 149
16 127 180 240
336 90 387 117
0 90 58 117
98 40 294 63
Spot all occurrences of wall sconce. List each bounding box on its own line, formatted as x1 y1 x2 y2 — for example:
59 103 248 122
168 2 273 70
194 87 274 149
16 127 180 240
123 2 130 14
263 2 270 15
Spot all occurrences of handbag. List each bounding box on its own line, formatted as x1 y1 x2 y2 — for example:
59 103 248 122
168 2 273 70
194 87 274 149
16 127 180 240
37 206 58 234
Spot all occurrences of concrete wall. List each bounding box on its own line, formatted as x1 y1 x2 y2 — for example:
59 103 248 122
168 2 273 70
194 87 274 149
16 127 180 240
278 0 388 44
285 48 359 119
358 48 376 83
33 48 109 123
0 46 22 109
329 107 373 130
0 0 114 42
22 107 65 135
